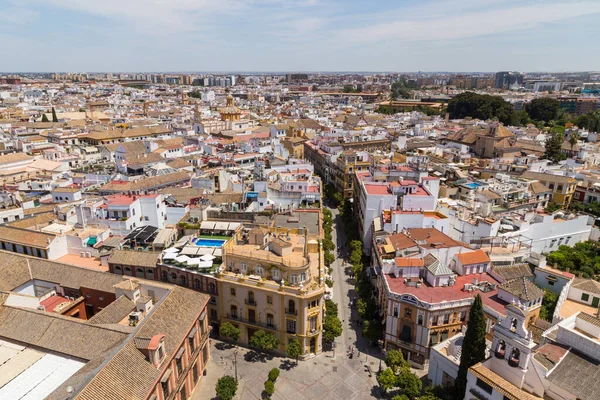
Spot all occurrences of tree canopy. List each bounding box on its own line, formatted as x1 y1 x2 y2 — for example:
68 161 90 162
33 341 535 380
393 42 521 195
385 349 409 373
447 92 515 125
575 111 600 133
540 289 559 321
455 295 487 400
249 330 280 351
51 107 58 123
215 375 238 400
546 241 600 278
41 113 49 122
544 131 567 163
378 368 397 392
286 340 302 364
526 97 560 124
220 322 241 342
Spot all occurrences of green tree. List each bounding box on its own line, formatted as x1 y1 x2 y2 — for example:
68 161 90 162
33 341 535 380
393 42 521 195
325 299 338 316
540 289 559 321
544 131 567 163
286 340 302 365
395 367 423 398
455 295 487 400
268 368 280 382
41 113 49 122
512 109 530 126
447 92 515 125
385 349 409 373
249 330 280 351
391 396 410 400
322 313 342 345
215 375 238 400
569 132 579 150
526 98 560 124
51 107 58 122
362 319 382 341
378 368 397 392
264 379 275 397
220 322 241 342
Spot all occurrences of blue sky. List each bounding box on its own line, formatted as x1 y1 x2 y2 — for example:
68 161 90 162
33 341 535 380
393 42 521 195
2 0 600 72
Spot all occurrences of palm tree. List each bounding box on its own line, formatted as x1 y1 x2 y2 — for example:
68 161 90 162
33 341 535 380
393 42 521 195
569 132 579 151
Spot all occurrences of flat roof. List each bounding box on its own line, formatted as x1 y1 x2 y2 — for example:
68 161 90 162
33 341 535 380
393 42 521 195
0 339 85 400
385 272 507 314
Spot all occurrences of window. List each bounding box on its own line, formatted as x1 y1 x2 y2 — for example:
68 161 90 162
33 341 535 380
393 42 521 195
256 266 263 275
417 314 423 325
124 266 131 273
309 316 317 331
393 307 399 317
180 386 186 400
132 208 136 216
241 262 247 272
286 319 296 334
189 336 195 353
144 216 149 221
147 269 154 276
443 314 450 324
209 282 216 294
267 313 274 327
460 311 466 322
582 293 590 302
193 279 201 289
176 356 183 375
272 269 279 279
192 363 199 384
161 380 170 398
230 305 237 319
162 271 168 281
291 274 298 284
476 378 493 394
231 288 236 296
171 272 177 281
137 268 144 275
300 272 306 282
267 295 273 304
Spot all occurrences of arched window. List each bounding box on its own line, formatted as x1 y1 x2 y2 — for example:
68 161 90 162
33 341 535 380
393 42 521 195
147 269 154 276
510 318 518 332
230 305 238 319
161 271 168 281
193 279 201 289
124 266 131 273
114 266 122 273
171 272 177 281
288 300 295 313
209 282 216 294
180 275 187 286
136 268 144 276
509 348 520 367
495 340 506 359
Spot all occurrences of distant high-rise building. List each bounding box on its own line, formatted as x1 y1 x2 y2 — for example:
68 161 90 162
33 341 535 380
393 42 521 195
495 71 524 89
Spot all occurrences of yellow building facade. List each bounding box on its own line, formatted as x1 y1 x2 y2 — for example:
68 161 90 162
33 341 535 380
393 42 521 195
217 226 325 359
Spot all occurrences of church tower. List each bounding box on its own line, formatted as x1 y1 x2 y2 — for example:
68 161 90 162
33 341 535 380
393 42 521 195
488 302 537 390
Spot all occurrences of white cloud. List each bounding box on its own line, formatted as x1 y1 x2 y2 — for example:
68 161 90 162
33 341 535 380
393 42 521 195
335 1 600 43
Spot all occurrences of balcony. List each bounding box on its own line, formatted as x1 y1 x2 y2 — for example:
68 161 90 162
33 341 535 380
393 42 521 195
226 314 277 330
245 298 257 306
285 308 297 316
306 327 320 336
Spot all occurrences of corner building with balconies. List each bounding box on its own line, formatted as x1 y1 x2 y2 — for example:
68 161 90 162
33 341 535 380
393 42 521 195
217 226 325 359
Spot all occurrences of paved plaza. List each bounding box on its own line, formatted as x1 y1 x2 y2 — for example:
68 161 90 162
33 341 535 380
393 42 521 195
192 339 383 400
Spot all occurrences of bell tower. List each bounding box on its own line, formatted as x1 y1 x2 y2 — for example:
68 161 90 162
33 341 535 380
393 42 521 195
488 302 536 390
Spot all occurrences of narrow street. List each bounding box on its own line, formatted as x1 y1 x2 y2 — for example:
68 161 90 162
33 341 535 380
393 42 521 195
328 205 381 367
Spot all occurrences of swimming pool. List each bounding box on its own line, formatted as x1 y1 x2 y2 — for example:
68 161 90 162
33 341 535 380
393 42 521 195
194 238 226 247
463 182 482 189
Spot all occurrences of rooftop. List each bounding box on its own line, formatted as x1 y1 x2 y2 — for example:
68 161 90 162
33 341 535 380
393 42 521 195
385 272 507 313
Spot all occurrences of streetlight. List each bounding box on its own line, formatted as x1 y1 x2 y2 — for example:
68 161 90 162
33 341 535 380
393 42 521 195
232 348 239 382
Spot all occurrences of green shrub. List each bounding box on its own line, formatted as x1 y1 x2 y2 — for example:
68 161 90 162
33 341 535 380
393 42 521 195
268 368 280 382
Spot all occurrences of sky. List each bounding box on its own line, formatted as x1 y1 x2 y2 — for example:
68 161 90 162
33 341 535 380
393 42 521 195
2 0 600 72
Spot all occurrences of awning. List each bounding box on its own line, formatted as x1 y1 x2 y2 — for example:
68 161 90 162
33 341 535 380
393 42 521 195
200 310 207 321
200 221 215 230
188 327 198 338
228 222 241 231
214 222 229 231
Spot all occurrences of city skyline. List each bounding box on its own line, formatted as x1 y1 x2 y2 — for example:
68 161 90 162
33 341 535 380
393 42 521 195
2 0 600 72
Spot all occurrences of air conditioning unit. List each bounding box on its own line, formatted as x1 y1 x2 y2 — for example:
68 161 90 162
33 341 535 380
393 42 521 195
128 311 143 327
